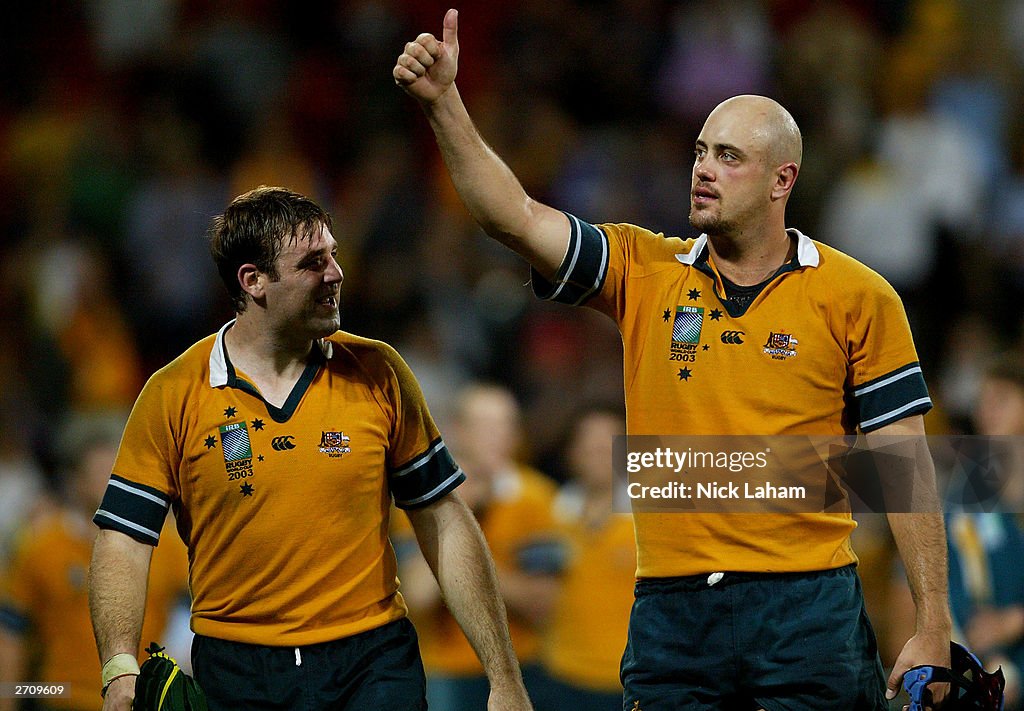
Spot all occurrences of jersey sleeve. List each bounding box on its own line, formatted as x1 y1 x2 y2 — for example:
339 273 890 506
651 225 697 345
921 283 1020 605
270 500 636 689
93 374 178 545
530 212 611 307
380 347 465 509
531 213 654 323
846 277 932 432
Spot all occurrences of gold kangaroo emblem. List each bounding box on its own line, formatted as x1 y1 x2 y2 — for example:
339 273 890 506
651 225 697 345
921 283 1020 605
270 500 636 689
632 702 641 711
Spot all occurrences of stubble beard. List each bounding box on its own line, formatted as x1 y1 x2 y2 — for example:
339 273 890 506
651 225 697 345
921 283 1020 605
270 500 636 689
303 302 341 340
689 206 735 237
316 310 341 337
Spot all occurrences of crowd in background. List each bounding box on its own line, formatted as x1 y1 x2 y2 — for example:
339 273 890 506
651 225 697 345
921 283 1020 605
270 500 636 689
2 0 1024 708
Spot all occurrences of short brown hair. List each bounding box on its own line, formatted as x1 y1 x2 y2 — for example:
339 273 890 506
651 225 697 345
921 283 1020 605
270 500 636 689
208 186 333 312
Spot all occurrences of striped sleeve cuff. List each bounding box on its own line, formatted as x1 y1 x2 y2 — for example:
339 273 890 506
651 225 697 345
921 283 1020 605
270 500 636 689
531 212 609 306
389 438 465 510
92 474 170 546
853 362 933 432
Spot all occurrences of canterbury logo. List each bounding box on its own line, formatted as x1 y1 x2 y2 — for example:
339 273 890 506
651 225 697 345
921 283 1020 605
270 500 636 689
720 330 745 344
271 436 296 451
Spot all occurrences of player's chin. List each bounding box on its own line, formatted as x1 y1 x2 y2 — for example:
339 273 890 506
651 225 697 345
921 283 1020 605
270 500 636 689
688 209 721 232
307 311 340 337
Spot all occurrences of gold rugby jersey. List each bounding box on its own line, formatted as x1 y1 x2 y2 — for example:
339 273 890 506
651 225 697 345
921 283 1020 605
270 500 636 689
532 215 931 577
0 515 188 710
94 322 464 646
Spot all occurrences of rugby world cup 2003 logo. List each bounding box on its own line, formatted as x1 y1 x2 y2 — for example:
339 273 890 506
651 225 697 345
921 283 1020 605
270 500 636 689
319 431 351 458
668 305 703 363
220 422 254 480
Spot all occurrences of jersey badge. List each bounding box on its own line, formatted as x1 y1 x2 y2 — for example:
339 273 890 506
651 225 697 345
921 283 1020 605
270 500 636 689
319 431 351 459
763 331 799 360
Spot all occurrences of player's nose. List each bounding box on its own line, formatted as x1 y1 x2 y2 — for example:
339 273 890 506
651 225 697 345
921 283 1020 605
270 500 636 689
326 257 344 285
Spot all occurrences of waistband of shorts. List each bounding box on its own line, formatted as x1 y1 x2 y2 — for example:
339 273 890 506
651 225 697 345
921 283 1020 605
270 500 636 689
193 617 412 652
634 563 856 594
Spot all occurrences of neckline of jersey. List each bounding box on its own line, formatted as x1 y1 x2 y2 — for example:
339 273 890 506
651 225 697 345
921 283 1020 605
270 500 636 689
694 249 802 318
219 333 326 424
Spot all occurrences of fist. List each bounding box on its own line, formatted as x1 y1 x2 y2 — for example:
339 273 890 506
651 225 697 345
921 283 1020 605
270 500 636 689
394 8 460 104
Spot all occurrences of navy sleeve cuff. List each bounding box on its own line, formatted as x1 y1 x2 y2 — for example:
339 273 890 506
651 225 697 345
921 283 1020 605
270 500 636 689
92 474 169 546
853 363 933 432
531 212 609 306
389 439 465 509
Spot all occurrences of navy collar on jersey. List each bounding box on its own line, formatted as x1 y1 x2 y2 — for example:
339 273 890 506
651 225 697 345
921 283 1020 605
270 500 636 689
208 320 334 388
674 228 821 269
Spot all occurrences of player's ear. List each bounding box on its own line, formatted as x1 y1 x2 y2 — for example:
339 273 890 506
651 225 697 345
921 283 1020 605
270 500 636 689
238 264 264 300
771 162 798 201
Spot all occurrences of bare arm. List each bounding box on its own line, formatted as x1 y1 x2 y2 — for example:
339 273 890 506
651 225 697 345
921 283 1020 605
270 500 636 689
400 538 558 629
89 529 153 711
394 9 569 280
406 492 533 711
395 541 444 613
866 415 951 701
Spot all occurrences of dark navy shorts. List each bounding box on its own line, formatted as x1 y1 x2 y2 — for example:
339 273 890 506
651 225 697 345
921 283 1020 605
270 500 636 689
192 618 427 710
620 565 887 711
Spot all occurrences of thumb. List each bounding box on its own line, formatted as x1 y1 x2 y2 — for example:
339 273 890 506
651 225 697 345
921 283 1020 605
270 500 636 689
443 8 459 48
886 664 906 700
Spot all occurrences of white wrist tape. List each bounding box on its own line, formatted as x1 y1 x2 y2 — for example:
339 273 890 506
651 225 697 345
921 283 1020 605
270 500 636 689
101 653 140 694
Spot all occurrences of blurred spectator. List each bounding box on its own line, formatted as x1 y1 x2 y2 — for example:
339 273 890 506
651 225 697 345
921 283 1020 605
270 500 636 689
228 108 321 202
0 405 48 569
0 261 49 566
934 313 1001 431
0 413 190 711
656 0 772 124
774 3 882 231
987 115 1024 345
515 306 623 472
888 354 1024 709
394 384 560 710
820 0 991 368
85 0 178 70
21 235 143 415
122 102 226 369
946 356 1024 708
533 404 634 711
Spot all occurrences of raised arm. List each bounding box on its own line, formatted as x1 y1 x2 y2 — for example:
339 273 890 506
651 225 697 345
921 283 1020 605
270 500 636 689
867 415 951 704
406 491 533 711
394 9 570 280
89 528 154 711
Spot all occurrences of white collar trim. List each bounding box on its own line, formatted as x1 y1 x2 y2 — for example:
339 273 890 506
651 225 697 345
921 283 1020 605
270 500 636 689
209 320 234 387
674 234 708 265
208 320 334 388
674 229 820 268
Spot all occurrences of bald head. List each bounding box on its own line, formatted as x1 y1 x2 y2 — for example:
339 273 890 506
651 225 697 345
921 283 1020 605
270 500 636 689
705 95 802 169
690 94 803 236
